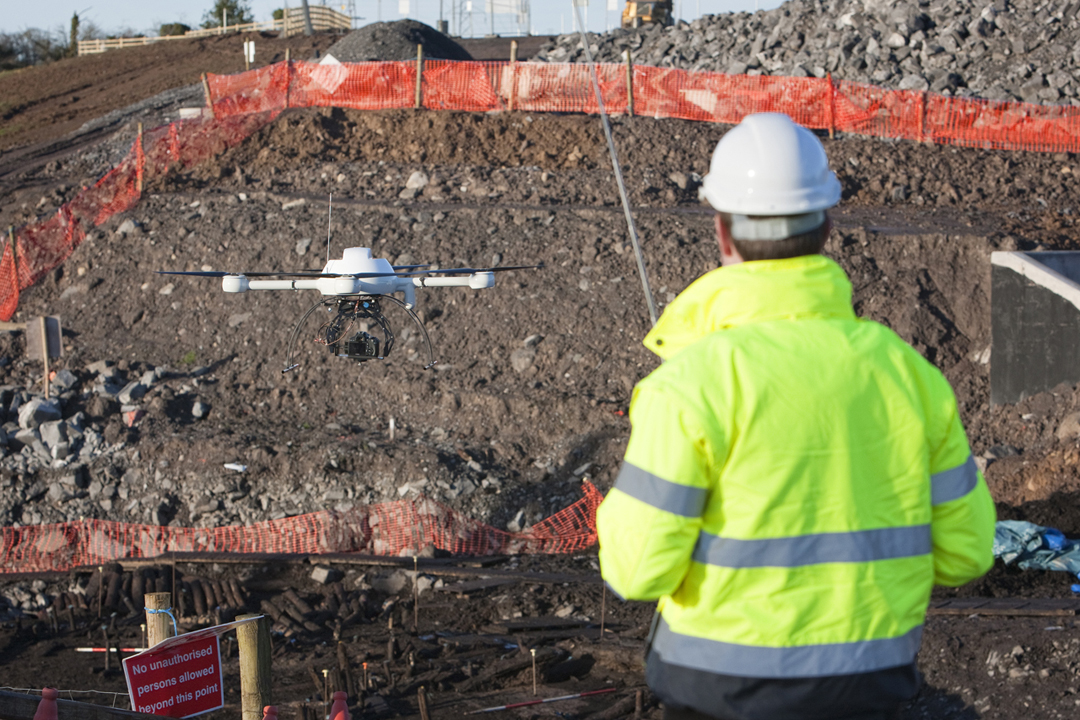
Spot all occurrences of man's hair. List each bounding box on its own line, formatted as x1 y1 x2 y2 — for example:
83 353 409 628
719 212 830 262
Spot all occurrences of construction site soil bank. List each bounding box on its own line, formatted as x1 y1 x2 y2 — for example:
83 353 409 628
3 4 1080 718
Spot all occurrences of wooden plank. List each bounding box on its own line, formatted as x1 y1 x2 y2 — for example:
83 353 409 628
485 616 591 633
75 552 599 586
928 598 1080 617
0 690 161 720
437 578 518 594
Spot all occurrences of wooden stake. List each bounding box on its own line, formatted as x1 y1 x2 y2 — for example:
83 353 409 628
237 614 272 720
530 648 537 696
826 72 835 140
136 123 144 193
624 49 634 117
101 626 111 670
418 687 431 720
508 40 518 112
322 669 329 719
920 89 928 143
40 316 49 400
144 592 173 648
599 583 606 641
285 51 292 108
412 556 419 632
414 44 423 110
201 73 216 119
635 689 643 720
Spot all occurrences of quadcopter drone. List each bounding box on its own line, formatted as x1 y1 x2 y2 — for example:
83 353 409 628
159 246 541 373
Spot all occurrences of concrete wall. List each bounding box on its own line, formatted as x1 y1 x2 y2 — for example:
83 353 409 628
991 252 1080 404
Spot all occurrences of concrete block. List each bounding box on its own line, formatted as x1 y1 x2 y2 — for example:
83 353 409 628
18 398 61 430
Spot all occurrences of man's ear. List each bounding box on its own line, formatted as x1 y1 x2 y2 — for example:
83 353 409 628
716 214 742 266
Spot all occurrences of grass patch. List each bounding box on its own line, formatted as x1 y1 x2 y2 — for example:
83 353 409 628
180 350 197 365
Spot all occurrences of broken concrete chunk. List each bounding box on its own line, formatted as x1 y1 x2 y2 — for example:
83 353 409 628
18 398 61 430
51 369 78 392
228 313 252 328
310 566 344 585
117 381 147 405
510 348 537 373
405 171 430 189
39 420 67 449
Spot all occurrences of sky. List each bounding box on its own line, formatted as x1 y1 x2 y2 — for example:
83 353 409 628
0 0 781 41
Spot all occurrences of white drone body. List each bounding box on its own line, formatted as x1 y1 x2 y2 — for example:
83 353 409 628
219 247 495 308
160 246 538 371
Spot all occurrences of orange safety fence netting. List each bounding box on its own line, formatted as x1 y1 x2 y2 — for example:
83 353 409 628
0 482 604 574
2 60 1079 571
6 59 1080 330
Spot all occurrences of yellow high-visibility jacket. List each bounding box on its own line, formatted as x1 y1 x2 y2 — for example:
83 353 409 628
597 254 995 679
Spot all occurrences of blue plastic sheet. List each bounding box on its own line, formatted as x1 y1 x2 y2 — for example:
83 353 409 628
994 520 1080 574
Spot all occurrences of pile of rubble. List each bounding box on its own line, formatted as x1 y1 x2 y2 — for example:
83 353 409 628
532 0 1080 101
0 359 217 528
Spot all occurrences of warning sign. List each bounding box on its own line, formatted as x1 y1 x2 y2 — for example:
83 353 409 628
122 616 260 718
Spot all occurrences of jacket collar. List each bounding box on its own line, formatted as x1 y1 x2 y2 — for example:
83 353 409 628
643 255 856 360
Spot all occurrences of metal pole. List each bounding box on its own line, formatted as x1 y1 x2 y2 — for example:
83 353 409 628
573 3 658 325
301 0 315 35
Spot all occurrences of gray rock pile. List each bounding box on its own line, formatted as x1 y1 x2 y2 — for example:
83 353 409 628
325 19 473 61
532 0 1080 102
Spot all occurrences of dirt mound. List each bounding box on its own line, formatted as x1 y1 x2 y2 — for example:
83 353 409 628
325 20 473 61
0 33 338 153
6 73 1080 719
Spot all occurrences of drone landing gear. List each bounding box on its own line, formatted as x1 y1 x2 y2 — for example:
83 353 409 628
282 295 436 373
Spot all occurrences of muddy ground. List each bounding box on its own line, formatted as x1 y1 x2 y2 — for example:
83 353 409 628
3 38 1080 720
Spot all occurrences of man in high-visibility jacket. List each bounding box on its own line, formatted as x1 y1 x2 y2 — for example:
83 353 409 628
596 113 995 720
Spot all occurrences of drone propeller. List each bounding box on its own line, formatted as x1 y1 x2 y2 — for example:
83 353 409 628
397 262 545 277
157 263 542 280
157 270 406 279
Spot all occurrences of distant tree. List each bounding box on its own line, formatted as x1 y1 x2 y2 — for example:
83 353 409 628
272 8 285 20
67 13 79 57
0 28 67 68
201 0 255 29
159 23 192 36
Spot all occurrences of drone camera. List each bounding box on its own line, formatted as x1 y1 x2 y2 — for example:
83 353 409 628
336 331 381 361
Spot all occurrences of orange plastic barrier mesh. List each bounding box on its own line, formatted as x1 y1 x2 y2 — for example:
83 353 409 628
3 62 1080 570
6 59 1080 327
0 482 603 574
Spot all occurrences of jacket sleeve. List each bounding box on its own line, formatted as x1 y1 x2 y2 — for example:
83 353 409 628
927 386 996 587
597 377 719 600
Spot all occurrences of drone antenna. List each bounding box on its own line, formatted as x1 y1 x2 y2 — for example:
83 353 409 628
326 193 333 263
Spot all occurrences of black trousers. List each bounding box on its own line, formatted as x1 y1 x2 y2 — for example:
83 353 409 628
647 650 917 720
663 704 899 720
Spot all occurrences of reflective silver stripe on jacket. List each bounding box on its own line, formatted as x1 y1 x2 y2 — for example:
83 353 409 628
692 525 932 568
613 462 708 518
931 455 978 506
651 616 923 678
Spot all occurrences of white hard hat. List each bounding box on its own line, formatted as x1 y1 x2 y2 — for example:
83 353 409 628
700 113 841 216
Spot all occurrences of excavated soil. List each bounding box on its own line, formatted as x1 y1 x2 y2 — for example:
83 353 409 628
3 47 1080 720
